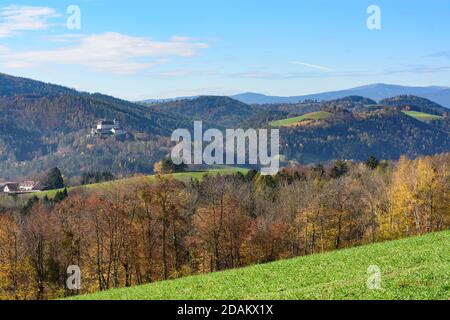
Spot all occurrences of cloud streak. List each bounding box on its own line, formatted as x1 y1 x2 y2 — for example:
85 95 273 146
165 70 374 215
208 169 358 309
290 61 333 72
228 63 450 80
1 32 210 74
425 51 450 59
0 5 59 37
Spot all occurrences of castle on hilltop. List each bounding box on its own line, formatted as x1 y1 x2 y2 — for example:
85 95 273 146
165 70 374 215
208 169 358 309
91 119 127 136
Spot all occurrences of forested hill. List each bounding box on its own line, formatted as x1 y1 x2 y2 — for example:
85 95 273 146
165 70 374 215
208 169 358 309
147 96 254 127
0 72 77 97
279 109 450 163
0 73 192 180
0 92 185 136
0 73 189 136
380 95 450 116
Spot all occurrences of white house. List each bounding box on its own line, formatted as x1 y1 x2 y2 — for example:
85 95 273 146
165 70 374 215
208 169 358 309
19 181 39 192
1 181 40 194
3 183 19 193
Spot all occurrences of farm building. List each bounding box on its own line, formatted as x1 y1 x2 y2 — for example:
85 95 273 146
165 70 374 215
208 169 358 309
1 181 40 194
3 183 19 193
19 181 40 192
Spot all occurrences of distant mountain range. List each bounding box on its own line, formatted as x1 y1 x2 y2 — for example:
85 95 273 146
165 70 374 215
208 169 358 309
231 84 450 107
142 84 450 108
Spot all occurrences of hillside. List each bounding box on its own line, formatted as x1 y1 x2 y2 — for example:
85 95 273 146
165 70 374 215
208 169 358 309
72 231 450 300
0 167 249 209
380 95 449 116
0 74 188 139
147 96 254 128
280 109 450 163
0 72 77 97
0 73 193 180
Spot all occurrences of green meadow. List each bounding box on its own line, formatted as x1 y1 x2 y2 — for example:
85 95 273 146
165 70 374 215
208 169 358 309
402 111 443 121
270 111 333 127
72 231 450 300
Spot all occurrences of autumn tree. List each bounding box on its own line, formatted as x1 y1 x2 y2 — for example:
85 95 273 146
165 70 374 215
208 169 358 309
0 214 35 300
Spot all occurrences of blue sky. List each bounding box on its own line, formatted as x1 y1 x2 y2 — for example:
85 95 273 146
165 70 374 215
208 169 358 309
0 0 449 100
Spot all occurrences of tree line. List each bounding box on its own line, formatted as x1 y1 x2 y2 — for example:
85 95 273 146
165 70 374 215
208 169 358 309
0 154 448 300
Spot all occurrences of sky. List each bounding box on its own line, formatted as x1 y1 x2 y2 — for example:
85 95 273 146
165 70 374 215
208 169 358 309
0 0 449 100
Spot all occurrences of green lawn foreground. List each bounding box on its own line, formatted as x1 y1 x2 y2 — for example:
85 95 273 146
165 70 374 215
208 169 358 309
72 231 450 300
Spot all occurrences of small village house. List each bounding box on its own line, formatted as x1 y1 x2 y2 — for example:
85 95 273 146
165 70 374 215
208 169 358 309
1 181 40 194
3 183 19 194
19 181 39 192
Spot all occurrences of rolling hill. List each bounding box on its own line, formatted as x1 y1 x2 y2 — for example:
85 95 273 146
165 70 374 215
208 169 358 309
147 96 254 128
380 95 449 115
71 231 450 300
279 108 450 163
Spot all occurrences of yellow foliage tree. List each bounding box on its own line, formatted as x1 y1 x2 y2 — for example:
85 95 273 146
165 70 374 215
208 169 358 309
383 156 415 239
0 214 36 300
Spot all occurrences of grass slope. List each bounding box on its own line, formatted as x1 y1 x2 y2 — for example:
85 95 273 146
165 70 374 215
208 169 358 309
402 111 442 121
270 111 333 127
73 231 450 300
0 167 248 207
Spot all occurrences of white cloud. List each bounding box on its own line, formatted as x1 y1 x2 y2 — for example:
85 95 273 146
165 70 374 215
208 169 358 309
1 32 210 74
0 5 59 37
290 61 333 72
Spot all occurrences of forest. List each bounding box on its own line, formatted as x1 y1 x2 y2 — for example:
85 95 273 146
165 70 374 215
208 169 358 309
0 153 448 300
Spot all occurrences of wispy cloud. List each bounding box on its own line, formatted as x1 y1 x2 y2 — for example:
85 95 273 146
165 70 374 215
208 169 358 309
290 61 333 72
425 51 450 59
0 32 209 74
0 5 59 37
380 64 450 75
229 62 450 80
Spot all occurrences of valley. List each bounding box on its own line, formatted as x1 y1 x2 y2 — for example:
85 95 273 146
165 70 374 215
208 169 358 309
1 0 449 305
0 73 449 301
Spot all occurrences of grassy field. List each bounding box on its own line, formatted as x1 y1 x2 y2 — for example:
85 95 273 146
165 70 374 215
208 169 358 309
270 111 333 127
0 167 248 208
402 111 443 121
72 231 450 300
270 110 442 127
